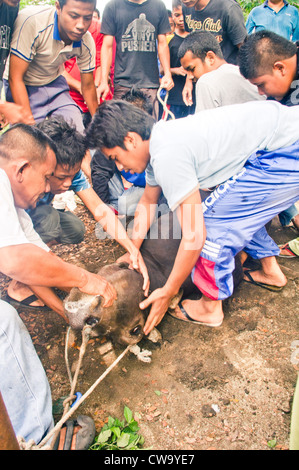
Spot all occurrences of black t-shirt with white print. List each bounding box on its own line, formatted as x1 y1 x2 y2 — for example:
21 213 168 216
101 0 171 88
0 2 18 83
182 0 247 65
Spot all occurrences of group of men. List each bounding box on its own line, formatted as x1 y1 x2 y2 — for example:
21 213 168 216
0 0 298 451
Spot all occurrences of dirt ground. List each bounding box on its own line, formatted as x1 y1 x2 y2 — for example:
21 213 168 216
1 203 298 451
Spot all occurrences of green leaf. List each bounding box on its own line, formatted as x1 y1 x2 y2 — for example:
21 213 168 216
154 390 161 396
128 420 139 432
96 429 112 444
267 439 277 449
117 432 130 448
107 416 115 428
110 426 121 439
114 418 124 428
124 406 133 423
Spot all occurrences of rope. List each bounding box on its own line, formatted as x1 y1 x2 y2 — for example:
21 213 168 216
35 327 131 450
157 86 175 121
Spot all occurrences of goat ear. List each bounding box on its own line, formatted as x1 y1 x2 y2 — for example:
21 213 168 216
90 295 103 313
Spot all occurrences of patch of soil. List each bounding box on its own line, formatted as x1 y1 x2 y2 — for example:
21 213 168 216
1 203 298 450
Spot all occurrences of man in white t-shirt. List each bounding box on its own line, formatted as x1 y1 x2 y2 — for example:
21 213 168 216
178 31 264 111
86 99 299 336
0 124 118 447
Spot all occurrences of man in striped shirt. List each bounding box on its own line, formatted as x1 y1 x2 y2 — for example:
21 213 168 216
3 0 98 177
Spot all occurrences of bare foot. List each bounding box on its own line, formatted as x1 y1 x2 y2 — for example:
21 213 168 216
7 281 45 307
172 297 224 327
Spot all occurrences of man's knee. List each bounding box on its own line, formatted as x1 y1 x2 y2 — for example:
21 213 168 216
59 211 85 244
30 205 61 244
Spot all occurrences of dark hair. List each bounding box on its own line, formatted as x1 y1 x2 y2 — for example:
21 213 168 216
121 87 153 115
58 0 96 9
178 31 223 61
36 116 88 168
239 30 297 80
172 0 182 10
0 123 57 162
85 100 155 150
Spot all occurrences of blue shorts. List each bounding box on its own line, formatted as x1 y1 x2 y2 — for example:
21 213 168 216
193 140 299 301
4 75 84 133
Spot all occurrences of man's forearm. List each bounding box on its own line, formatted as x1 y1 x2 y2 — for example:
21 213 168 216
81 75 98 116
100 40 113 85
0 245 88 290
163 236 204 298
78 188 142 257
130 199 158 249
8 77 34 122
157 37 172 77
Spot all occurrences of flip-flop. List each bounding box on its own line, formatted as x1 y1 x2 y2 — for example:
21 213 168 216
243 270 284 292
3 293 49 310
168 301 223 328
53 415 96 450
278 243 298 258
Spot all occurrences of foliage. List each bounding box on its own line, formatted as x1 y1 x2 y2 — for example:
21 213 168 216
19 0 55 9
89 407 146 451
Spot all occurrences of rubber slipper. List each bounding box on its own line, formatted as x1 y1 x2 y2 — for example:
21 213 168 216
3 293 49 310
278 243 298 258
243 270 284 292
53 415 95 450
168 301 223 327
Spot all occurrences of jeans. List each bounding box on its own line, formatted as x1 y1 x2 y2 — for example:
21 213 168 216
0 300 53 444
278 204 298 226
108 172 144 216
30 204 85 245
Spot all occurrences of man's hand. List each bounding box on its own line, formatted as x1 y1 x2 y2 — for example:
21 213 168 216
79 271 117 307
117 250 150 297
0 102 35 125
139 287 173 335
160 72 174 91
129 248 150 297
182 78 194 107
97 82 111 102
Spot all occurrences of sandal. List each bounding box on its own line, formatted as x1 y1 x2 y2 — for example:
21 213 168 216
243 270 284 292
278 243 298 258
168 301 223 327
3 293 49 310
53 415 95 450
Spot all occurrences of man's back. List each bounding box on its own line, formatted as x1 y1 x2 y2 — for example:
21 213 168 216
195 63 264 111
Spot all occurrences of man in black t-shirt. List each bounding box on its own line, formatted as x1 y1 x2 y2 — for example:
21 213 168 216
98 0 174 119
181 0 247 65
166 0 195 118
0 0 30 126
180 0 247 106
